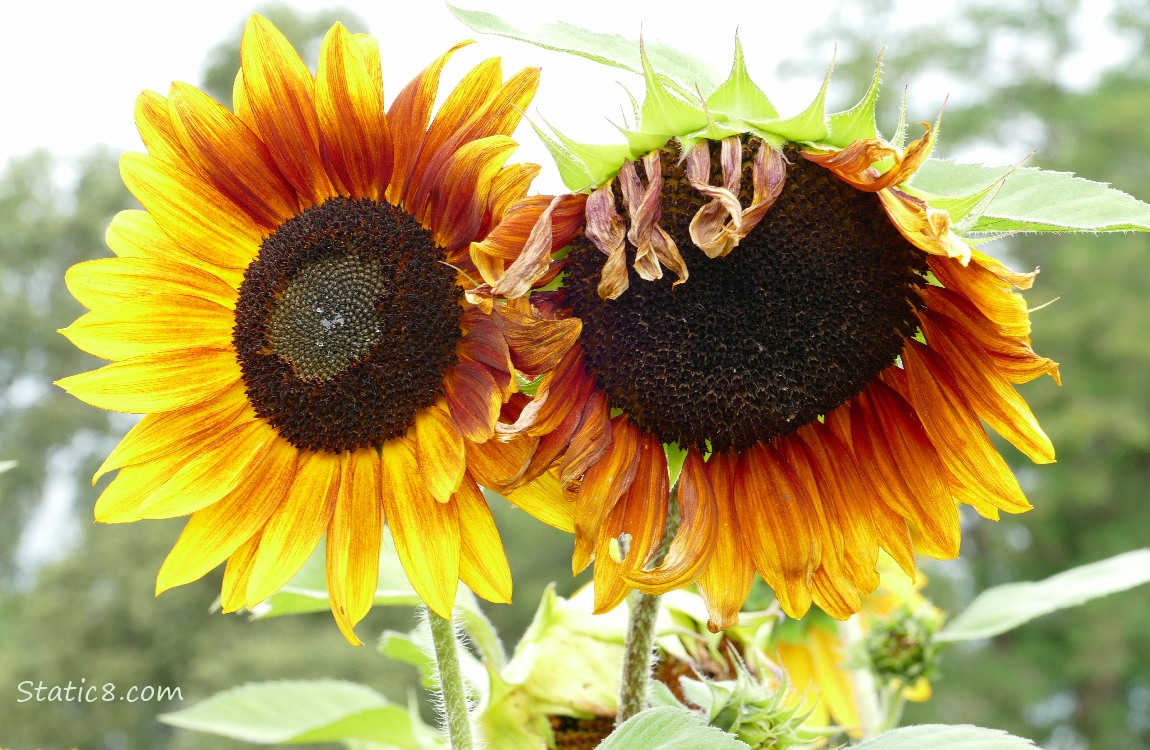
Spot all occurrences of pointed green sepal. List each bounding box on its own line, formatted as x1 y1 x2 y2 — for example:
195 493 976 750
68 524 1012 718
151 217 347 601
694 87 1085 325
638 39 709 136
527 119 599 192
617 126 674 160
704 35 778 122
752 58 834 143
827 51 884 147
539 117 636 189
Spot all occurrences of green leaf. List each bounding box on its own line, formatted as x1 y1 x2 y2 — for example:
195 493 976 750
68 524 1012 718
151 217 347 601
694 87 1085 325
851 724 1037 749
596 706 751 749
911 160 1150 233
159 680 442 747
938 549 1150 642
446 4 720 93
0 459 16 475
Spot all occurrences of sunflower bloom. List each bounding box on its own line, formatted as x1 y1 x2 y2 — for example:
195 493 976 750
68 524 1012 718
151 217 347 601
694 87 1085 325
487 43 1058 631
57 15 582 644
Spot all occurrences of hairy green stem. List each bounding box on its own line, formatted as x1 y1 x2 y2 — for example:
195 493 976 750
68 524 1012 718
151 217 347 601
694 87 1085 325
616 588 663 724
429 610 475 750
616 488 681 726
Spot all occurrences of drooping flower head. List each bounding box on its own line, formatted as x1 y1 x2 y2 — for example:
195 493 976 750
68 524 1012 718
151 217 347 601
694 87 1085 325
57 14 582 644
490 41 1059 631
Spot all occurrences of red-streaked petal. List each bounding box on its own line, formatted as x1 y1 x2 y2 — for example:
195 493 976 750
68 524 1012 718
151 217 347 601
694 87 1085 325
443 361 502 443
696 450 755 632
920 309 1055 463
92 383 250 482
626 447 717 593
574 417 642 572
385 42 470 202
168 82 297 230
240 14 334 203
592 431 669 613
852 379 961 559
119 153 261 272
737 442 815 618
156 438 296 593
316 23 393 200
902 340 1033 514
432 135 518 250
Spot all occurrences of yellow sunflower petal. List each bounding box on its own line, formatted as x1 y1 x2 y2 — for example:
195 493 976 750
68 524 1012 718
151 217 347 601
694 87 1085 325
61 294 234 361
246 450 340 605
503 467 575 533
221 533 261 613
95 420 275 523
156 440 296 593
380 437 460 619
455 476 512 604
134 90 189 168
240 13 334 202
92 382 250 483
57 347 239 414
104 210 245 288
326 448 382 645
119 153 261 272
414 404 467 503
65 257 238 311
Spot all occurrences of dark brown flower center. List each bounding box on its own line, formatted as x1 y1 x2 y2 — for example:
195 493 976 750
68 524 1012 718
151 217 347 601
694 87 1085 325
562 143 928 453
234 196 462 453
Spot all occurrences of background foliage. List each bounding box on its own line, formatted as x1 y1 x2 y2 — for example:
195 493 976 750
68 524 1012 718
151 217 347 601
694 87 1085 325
1 1 1148 748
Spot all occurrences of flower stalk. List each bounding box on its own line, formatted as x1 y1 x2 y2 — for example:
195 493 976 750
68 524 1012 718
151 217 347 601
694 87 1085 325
616 486 682 725
429 610 475 750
